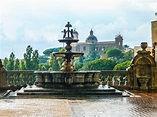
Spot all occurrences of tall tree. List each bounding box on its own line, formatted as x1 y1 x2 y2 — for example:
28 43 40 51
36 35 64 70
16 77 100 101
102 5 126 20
24 45 33 70
19 60 26 70
6 52 15 70
49 54 60 71
32 50 39 70
3 57 8 68
14 58 20 70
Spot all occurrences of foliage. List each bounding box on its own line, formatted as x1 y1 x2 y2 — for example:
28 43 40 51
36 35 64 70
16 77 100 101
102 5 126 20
39 55 49 63
49 54 60 71
14 58 20 70
24 45 39 70
106 48 123 59
2 46 133 71
6 52 15 70
74 62 83 71
31 50 39 70
43 47 63 56
19 60 26 70
81 58 116 70
24 45 33 70
113 60 131 70
3 57 8 68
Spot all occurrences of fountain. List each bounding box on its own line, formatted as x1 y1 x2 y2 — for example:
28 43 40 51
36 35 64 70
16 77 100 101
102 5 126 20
34 22 100 89
16 22 123 97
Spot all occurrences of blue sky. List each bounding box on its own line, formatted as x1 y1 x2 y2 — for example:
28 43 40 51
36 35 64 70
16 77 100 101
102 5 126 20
0 0 157 59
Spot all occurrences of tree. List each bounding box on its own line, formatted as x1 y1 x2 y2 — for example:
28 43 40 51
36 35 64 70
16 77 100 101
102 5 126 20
39 55 49 63
124 44 129 48
3 57 8 68
32 50 39 70
113 60 131 70
19 60 26 70
49 54 60 71
106 48 123 59
81 58 116 70
24 45 33 70
14 58 20 70
6 52 15 70
74 62 83 70
43 47 63 56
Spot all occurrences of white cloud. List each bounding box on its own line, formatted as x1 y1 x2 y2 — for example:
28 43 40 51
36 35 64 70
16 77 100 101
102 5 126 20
0 0 157 58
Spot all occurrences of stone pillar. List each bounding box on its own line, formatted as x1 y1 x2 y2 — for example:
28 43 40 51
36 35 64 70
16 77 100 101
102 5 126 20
0 59 7 89
34 71 44 87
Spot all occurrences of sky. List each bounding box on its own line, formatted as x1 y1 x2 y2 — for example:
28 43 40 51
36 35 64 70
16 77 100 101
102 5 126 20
0 0 157 59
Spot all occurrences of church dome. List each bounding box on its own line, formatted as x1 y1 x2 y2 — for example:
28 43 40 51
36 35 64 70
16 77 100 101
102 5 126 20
86 29 98 43
73 29 79 39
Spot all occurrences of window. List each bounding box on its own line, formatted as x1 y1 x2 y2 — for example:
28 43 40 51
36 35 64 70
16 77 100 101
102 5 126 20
83 46 86 51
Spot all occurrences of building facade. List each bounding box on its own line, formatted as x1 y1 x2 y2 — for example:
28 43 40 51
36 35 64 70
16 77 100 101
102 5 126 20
72 29 124 56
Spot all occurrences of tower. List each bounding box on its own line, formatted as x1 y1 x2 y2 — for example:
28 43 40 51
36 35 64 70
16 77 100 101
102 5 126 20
152 13 157 61
115 34 123 48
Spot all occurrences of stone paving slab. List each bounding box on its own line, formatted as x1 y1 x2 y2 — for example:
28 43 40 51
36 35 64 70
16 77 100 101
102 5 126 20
0 93 157 117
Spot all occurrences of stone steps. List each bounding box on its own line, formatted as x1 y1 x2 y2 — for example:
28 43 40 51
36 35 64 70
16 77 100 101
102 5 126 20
13 85 124 98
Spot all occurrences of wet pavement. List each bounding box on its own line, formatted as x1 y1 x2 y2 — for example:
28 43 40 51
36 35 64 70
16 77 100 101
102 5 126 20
0 92 157 117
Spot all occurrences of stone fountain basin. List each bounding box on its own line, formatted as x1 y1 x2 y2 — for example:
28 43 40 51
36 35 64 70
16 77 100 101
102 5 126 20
53 52 84 57
34 71 100 88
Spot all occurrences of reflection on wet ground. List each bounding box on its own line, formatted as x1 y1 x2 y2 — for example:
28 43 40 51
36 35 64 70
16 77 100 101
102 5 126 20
0 93 157 117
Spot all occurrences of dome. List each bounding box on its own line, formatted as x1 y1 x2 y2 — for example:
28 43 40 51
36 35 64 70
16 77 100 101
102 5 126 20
86 29 98 43
73 29 78 35
73 29 79 39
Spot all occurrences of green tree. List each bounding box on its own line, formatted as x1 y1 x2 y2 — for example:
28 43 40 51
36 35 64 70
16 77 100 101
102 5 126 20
3 57 8 68
24 45 33 70
113 60 131 70
52 58 60 71
39 55 49 63
106 48 123 59
43 47 63 56
6 52 15 70
81 58 116 70
19 60 26 70
32 50 39 70
49 54 60 71
14 58 20 70
74 62 83 70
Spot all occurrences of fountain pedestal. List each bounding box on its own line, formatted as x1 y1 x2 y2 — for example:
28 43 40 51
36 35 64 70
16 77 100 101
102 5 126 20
35 71 100 88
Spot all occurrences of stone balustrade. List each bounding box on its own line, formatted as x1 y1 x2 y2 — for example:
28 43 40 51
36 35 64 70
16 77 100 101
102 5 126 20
0 69 131 90
100 70 131 90
5 70 35 89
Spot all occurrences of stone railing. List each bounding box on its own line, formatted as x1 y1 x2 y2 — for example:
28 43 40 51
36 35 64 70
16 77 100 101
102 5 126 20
0 68 131 90
5 70 35 89
100 70 131 90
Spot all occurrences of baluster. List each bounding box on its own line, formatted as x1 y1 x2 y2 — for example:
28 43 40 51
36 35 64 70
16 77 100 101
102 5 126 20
108 74 112 86
29 73 33 86
23 73 27 87
10 73 14 87
114 75 118 86
119 74 125 86
16 73 20 86
101 74 106 86
14 73 17 86
124 76 128 86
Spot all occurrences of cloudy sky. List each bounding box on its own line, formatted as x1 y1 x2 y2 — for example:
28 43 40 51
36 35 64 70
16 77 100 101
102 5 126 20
0 0 157 59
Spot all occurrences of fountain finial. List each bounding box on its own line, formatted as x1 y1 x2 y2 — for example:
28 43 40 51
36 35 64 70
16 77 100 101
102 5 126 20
62 22 73 39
